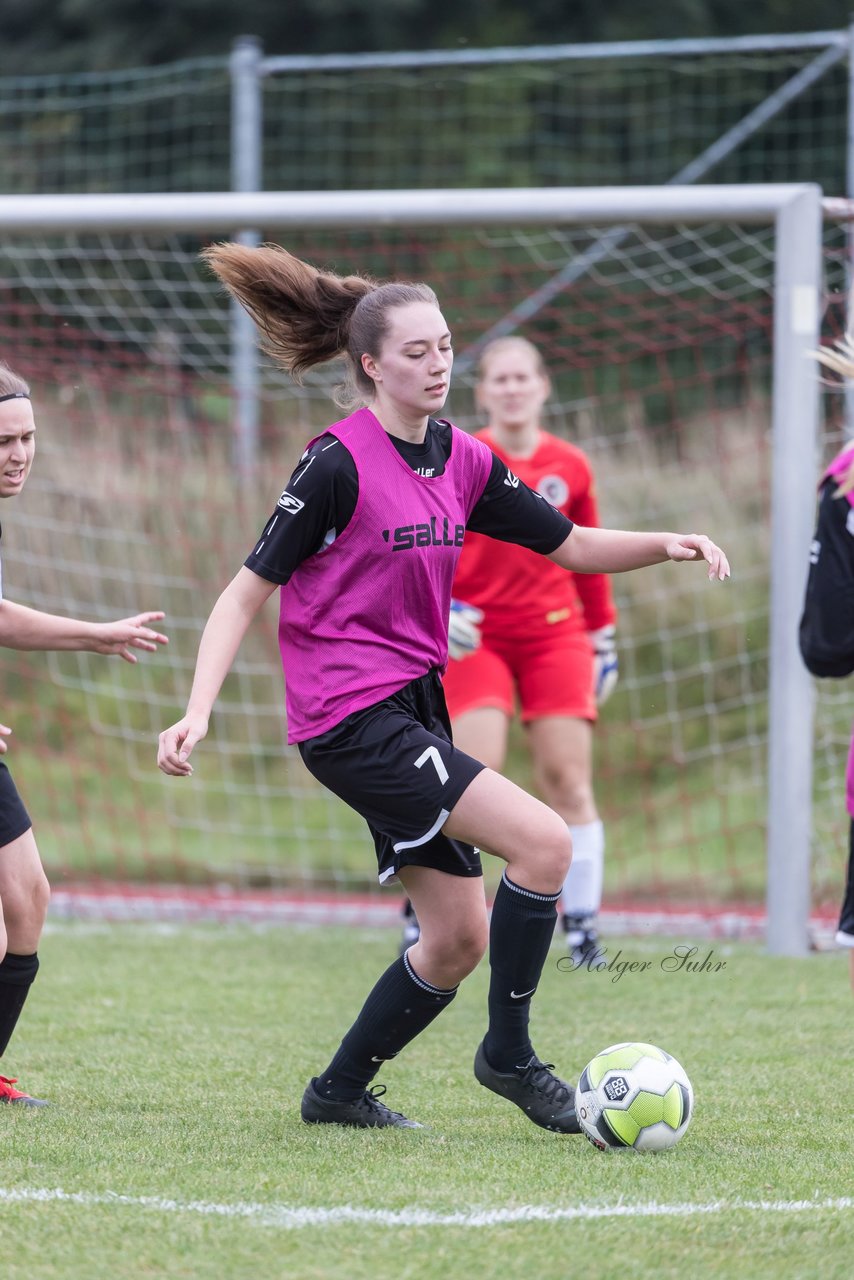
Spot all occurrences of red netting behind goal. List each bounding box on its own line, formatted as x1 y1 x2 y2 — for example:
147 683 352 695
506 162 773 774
0 218 847 926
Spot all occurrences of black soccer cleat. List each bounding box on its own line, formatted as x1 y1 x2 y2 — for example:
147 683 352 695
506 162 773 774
301 1078 423 1129
474 1041 581 1134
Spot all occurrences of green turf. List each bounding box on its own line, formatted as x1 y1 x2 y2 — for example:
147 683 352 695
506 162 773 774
1 922 852 1280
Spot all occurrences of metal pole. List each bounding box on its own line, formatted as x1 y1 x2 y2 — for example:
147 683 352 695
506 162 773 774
229 35 263 479
766 185 822 956
260 30 846 74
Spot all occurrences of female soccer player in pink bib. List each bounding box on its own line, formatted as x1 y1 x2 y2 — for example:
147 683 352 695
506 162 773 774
158 243 730 1131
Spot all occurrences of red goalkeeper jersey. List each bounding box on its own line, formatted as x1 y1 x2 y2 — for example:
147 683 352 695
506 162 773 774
453 428 617 632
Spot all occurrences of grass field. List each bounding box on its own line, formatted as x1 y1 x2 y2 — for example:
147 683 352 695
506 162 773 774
1 920 852 1279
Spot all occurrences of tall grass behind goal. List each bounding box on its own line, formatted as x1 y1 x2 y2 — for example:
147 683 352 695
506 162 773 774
0 187 833 941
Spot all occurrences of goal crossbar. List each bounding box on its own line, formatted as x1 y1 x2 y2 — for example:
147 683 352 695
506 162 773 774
0 183 823 232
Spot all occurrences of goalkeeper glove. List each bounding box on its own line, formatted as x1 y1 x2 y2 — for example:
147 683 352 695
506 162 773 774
590 624 619 705
448 599 484 661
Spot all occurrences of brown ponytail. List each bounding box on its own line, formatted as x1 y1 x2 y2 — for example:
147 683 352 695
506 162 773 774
202 242 439 409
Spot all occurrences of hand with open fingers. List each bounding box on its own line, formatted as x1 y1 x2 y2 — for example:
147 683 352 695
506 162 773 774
157 714 209 776
0 722 11 755
665 535 730 581
448 598 484 661
91 612 169 663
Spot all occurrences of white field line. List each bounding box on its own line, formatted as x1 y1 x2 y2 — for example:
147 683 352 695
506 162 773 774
0 1187 851 1229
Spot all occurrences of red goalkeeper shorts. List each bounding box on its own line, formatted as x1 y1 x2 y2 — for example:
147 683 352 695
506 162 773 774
442 614 596 724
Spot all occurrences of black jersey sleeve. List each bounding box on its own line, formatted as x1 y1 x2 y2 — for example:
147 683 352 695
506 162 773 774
244 435 359 585
466 452 573 553
799 479 854 677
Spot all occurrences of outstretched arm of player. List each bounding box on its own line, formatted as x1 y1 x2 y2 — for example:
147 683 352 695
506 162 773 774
158 567 278 776
550 526 730 581
0 600 168 663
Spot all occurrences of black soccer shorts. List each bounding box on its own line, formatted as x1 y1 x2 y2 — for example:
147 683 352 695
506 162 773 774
0 762 32 849
299 668 486 884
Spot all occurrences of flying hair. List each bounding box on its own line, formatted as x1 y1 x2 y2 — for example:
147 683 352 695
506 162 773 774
201 242 439 408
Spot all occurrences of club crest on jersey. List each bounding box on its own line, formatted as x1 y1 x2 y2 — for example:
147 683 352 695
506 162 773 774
382 517 465 552
276 490 305 514
537 474 569 507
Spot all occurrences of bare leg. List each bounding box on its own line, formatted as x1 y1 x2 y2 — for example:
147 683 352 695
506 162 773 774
0 828 50 960
442 767 571 892
528 716 603 953
398 866 488 990
0 829 49 1099
449 706 510 774
526 715 597 825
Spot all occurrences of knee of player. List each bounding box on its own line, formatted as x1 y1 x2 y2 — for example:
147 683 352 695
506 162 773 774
32 870 50 922
7 869 51 931
539 763 591 810
537 818 573 882
451 922 488 975
426 922 487 978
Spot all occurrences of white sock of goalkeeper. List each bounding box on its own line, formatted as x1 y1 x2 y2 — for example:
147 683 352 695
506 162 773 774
561 820 605 922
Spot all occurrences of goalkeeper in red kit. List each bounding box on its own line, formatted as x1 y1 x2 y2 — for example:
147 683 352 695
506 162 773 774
401 336 617 962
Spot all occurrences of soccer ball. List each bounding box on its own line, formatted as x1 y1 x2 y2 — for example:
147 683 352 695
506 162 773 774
576 1042 693 1152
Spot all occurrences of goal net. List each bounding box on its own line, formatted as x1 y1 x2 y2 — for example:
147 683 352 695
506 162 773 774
0 188 838 935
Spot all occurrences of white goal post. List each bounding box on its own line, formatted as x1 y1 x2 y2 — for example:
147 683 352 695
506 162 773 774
0 184 823 955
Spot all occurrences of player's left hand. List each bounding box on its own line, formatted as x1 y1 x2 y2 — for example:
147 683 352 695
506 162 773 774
664 535 730 581
590 625 619 705
89 612 169 663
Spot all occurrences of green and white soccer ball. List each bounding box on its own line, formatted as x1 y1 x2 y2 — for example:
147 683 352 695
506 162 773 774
576 1042 693 1152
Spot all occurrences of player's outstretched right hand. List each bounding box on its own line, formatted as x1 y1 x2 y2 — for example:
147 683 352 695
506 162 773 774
157 713 209 776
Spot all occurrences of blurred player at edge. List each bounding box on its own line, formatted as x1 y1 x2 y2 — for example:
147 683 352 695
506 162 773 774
799 327 854 995
0 363 168 1106
402 336 617 963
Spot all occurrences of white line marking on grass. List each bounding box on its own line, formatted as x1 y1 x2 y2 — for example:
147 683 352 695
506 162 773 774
1 1188 852 1229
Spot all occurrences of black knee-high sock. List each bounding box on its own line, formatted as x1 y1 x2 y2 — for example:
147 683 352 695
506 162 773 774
0 952 39 1059
316 952 457 1101
484 872 560 1072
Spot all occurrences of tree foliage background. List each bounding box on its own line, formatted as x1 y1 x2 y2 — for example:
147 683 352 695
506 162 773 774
3 0 853 71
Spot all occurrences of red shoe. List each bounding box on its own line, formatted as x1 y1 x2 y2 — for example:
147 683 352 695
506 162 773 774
0 1074 48 1107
